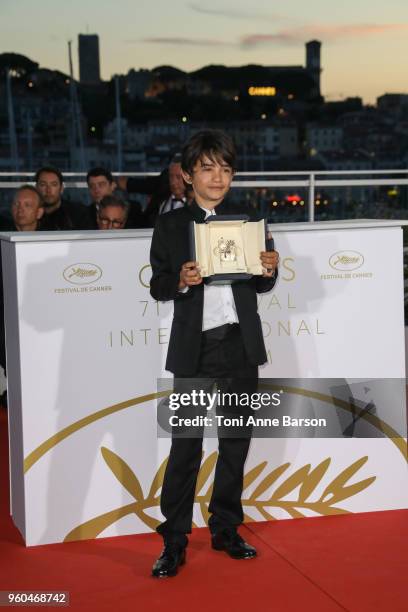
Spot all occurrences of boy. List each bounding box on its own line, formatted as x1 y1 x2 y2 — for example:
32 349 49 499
149 130 279 577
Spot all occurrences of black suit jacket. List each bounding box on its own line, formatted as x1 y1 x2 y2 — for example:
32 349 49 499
150 199 277 375
41 199 87 231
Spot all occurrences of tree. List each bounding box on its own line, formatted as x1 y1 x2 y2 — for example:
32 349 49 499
0 53 39 78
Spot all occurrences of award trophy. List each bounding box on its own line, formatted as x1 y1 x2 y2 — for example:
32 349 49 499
189 215 268 284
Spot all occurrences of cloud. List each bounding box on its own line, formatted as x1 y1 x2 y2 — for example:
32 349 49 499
302 22 408 39
188 2 282 21
241 33 298 48
138 37 232 47
130 22 408 51
241 23 408 47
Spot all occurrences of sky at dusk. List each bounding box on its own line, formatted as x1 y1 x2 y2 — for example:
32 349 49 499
1 0 407 103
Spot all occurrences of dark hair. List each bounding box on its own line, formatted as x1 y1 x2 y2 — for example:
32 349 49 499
86 167 114 184
181 129 236 175
13 184 44 207
35 166 63 185
98 195 129 213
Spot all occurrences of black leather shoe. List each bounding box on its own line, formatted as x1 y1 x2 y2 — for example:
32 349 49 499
211 530 257 559
152 544 186 578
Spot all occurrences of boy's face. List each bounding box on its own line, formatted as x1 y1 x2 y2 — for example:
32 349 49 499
182 155 233 209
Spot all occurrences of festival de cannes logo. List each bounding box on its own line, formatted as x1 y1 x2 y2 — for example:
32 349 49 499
63 263 102 285
329 250 364 272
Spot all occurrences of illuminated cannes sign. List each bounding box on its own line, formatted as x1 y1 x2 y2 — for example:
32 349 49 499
248 86 276 96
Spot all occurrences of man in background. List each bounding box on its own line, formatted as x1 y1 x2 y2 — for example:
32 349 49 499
96 195 129 230
117 153 187 227
35 166 86 230
155 156 187 215
8 185 45 231
0 185 45 404
85 167 117 229
86 167 143 229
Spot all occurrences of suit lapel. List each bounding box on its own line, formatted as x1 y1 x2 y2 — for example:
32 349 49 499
214 199 230 215
189 201 207 223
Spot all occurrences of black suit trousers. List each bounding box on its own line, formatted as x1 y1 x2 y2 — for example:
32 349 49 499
157 323 258 545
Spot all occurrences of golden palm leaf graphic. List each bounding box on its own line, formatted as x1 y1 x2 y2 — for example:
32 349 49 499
64 450 376 542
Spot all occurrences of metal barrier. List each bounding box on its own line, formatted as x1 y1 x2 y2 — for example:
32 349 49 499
1 169 408 222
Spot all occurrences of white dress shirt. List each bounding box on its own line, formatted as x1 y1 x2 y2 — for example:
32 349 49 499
201 207 238 331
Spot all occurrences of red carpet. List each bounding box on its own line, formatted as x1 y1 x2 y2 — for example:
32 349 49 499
0 409 406 612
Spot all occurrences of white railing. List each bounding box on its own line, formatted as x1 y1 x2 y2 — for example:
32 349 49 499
1 169 408 222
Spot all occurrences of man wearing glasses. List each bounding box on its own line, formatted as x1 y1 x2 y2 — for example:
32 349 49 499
96 195 129 230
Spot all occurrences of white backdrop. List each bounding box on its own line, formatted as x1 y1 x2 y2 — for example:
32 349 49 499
3 222 407 546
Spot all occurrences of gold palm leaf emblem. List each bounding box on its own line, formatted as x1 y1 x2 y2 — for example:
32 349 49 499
64 450 376 542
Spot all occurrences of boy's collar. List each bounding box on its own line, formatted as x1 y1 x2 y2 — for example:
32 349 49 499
189 198 229 223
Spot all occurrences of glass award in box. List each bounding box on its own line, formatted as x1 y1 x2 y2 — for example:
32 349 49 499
189 215 267 284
